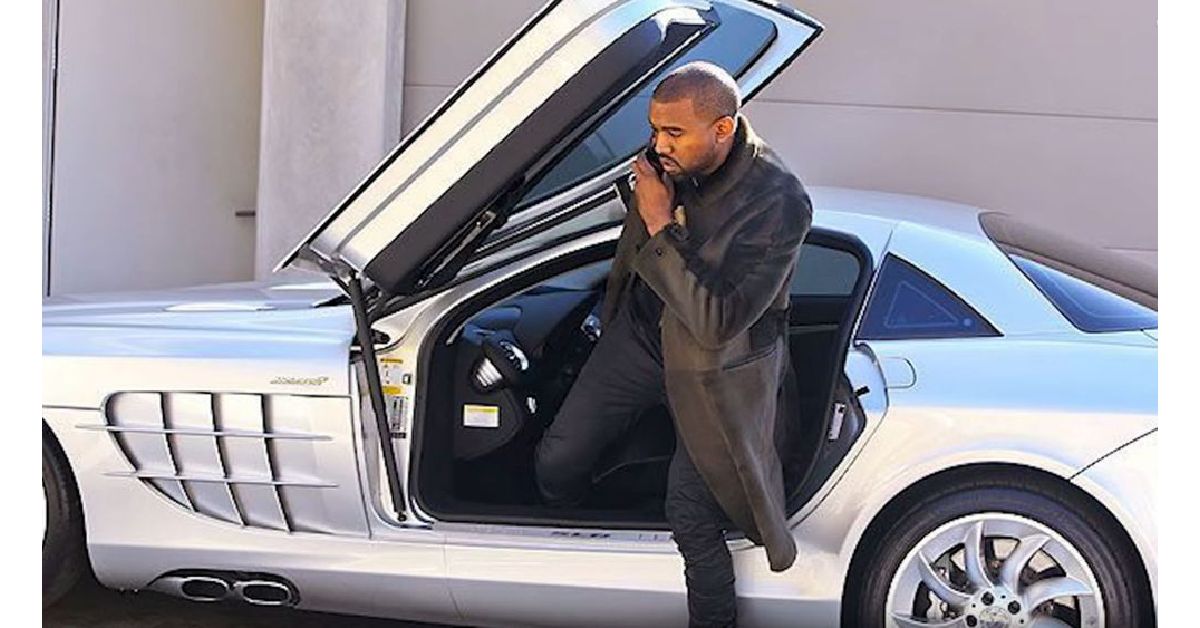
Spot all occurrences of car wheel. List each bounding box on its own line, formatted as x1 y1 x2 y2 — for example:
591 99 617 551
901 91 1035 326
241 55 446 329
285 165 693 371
846 474 1154 627
43 428 87 607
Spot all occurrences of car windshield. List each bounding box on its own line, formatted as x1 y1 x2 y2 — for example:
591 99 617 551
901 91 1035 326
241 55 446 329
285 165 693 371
1008 254 1157 332
978 212 1157 332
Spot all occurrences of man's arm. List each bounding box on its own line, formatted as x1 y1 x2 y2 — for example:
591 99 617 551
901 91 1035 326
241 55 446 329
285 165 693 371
598 192 650 328
631 193 811 350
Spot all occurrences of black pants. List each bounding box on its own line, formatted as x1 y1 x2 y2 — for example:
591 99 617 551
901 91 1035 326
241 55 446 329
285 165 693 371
534 303 738 627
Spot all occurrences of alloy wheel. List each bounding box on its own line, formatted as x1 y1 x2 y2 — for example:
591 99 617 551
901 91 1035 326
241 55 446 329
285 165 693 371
886 512 1104 627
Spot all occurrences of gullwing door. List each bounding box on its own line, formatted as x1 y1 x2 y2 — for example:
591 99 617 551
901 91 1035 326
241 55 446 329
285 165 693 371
279 0 822 300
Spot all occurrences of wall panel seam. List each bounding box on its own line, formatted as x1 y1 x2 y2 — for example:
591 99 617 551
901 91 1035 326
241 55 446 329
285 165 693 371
748 98 1157 124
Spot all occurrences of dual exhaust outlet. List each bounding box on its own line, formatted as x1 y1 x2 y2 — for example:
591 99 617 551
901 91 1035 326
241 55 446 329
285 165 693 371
148 572 298 607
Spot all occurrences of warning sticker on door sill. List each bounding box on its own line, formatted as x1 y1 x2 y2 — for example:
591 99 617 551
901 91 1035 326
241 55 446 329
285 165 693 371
463 404 500 428
381 355 413 384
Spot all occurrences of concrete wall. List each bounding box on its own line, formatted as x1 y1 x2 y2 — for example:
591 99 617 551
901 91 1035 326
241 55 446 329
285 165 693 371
254 0 408 280
402 0 1157 267
47 0 265 295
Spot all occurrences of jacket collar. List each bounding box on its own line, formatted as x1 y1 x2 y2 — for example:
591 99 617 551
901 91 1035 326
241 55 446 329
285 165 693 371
688 113 760 204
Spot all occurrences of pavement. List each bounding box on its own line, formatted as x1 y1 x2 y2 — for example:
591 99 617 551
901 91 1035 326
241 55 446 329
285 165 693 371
44 577 446 628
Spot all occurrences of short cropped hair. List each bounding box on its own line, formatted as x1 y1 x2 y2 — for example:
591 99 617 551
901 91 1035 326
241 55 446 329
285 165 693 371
651 61 741 121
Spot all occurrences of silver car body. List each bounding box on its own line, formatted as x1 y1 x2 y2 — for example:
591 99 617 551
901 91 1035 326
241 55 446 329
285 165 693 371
42 186 1158 627
42 0 1156 625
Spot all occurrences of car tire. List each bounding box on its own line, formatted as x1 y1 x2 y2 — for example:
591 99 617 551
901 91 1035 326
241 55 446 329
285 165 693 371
43 426 87 608
844 472 1154 628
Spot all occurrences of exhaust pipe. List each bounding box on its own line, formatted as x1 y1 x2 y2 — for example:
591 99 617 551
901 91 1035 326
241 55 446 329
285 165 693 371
232 579 296 607
148 571 298 607
148 575 230 602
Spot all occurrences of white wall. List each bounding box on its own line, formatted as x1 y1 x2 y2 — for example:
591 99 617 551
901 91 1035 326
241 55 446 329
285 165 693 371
401 0 1157 268
47 0 264 295
44 0 1155 295
748 0 1156 268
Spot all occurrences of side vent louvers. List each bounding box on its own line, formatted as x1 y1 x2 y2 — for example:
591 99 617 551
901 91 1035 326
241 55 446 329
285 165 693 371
90 391 365 535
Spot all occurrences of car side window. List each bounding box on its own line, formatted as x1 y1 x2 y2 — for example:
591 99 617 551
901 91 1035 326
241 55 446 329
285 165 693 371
512 3 777 209
790 244 860 297
858 254 1000 340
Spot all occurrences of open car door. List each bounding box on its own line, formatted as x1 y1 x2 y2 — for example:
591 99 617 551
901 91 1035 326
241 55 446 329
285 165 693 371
279 0 822 300
278 0 822 528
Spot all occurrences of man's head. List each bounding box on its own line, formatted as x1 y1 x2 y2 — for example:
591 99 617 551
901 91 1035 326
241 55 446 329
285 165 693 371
648 61 741 178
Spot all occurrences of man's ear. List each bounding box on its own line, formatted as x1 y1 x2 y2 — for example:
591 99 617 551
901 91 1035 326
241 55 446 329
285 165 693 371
714 115 735 143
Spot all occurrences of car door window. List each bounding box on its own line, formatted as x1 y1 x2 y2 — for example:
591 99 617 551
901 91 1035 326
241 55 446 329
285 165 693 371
510 2 778 210
785 241 863 328
790 244 860 297
858 254 1000 340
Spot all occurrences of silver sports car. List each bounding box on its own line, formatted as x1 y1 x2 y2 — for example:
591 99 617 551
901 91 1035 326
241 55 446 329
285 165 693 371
42 1 1157 626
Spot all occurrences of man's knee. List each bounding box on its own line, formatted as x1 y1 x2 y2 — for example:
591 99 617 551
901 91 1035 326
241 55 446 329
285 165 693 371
534 434 588 506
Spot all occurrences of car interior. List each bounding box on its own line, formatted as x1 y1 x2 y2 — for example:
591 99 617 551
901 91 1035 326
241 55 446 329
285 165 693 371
411 229 874 529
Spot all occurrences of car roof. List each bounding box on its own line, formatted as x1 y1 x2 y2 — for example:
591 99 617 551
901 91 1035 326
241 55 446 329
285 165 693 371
808 185 991 242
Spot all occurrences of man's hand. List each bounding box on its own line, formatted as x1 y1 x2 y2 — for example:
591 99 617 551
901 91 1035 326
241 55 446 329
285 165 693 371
633 152 675 236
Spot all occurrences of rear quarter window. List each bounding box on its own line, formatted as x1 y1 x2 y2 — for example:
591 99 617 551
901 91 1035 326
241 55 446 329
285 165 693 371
858 254 1000 340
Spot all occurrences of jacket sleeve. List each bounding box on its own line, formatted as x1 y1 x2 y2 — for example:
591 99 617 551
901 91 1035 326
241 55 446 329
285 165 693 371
631 192 811 350
598 197 649 328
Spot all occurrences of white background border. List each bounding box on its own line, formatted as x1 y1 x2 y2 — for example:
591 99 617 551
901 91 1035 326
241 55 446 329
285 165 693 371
6 1 1185 625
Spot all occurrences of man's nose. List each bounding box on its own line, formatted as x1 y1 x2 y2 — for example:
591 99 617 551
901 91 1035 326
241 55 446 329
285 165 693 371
654 137 672 155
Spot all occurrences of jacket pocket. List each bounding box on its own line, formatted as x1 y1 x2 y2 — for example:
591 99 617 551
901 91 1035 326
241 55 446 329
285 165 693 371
720 340 779 372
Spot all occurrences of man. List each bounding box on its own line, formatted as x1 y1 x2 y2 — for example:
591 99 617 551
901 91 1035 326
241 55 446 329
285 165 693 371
535 61 812 627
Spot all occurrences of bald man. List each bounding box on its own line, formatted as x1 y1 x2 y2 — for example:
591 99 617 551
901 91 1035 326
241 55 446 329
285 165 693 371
535 61 812 627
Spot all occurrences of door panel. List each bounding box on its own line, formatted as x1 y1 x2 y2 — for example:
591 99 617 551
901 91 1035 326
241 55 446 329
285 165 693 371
445 532 686 627
284 0 719 291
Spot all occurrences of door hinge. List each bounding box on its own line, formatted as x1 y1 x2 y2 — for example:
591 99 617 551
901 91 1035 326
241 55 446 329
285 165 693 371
336 271 407 522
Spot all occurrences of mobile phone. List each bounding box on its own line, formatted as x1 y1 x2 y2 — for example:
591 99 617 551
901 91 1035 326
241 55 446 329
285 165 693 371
644 142 666 177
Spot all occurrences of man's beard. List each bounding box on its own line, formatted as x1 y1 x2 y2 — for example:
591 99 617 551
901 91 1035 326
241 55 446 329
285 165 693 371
667 148 719 180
